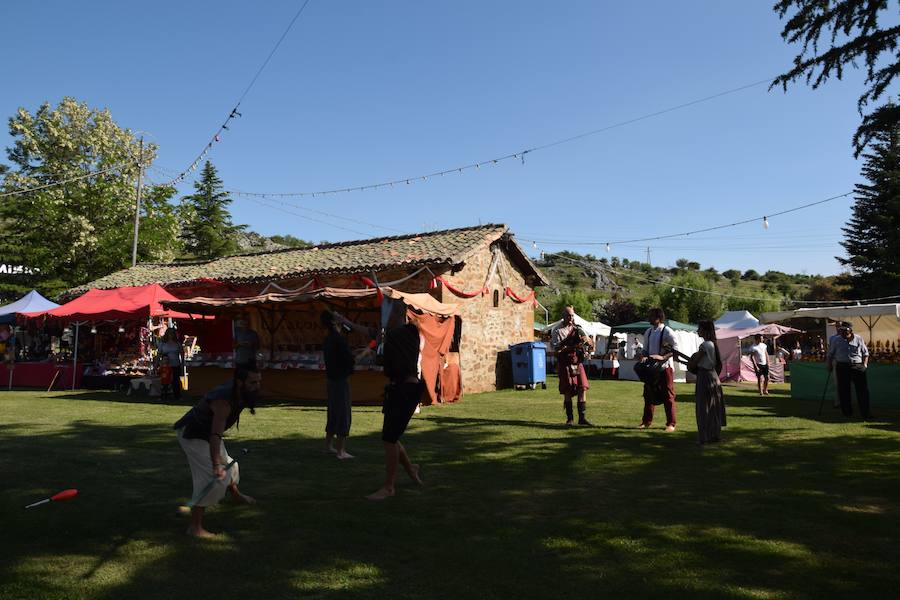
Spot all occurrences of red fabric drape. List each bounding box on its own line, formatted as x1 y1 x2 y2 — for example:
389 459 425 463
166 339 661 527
407 311 459 405
505 286 535 303
435 276 486 299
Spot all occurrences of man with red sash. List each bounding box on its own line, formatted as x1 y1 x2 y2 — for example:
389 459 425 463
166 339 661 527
551 306 594 426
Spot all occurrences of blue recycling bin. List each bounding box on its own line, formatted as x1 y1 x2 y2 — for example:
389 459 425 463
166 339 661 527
509 342 547 389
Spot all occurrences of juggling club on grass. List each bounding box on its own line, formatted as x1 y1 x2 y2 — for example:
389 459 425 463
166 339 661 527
25 488 78 509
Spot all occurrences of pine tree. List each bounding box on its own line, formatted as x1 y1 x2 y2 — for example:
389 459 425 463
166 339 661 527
179 161 244 259
838 110 900 297
772 0 900 156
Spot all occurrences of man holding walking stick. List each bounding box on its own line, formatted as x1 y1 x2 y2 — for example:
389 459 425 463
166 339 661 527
826 322 872 420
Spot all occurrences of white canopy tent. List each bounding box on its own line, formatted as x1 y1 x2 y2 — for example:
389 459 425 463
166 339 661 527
545 314 614 354
760 303 900 348
715 310 760 331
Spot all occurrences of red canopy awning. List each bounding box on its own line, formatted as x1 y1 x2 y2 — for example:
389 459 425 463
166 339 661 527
23 284 208 322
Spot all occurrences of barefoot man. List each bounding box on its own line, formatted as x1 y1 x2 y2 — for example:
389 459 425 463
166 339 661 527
367 300 424 500
174 368 261 537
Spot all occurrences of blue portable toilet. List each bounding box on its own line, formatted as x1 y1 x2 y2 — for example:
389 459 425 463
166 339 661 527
509 341 547 390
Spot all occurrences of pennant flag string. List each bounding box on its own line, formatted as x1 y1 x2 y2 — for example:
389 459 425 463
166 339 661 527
166 0 313 186
225 77 776 199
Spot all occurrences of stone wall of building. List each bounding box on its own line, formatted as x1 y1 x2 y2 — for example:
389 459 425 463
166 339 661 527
177 249 535 395
437 242 535 393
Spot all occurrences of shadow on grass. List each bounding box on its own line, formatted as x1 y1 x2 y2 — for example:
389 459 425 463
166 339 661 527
1 398 899 599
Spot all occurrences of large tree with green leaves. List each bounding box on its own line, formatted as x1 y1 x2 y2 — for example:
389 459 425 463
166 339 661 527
179 161 244 260
0 97 179 299
657 272 725 323
837 116 900 296
772 0 900 155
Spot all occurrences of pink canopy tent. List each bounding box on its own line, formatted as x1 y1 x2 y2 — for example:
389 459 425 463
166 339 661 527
717 323 801 382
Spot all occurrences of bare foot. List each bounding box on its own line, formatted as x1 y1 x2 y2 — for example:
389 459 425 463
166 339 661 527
323 446 337 454
186 527 217 538
231 492 256 505
336 452 354 460
366 487 395 501
406 464 423 485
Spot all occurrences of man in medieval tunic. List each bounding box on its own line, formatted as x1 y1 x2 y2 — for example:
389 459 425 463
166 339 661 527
551 306 594 426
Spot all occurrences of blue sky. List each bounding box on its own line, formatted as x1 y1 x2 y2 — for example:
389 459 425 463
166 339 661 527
1 1 890 275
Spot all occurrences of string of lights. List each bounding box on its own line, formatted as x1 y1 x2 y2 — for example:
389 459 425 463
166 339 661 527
522 191 853 253
226 77 776 199
165 0 313 186
0 162 132 198
540 250 900 307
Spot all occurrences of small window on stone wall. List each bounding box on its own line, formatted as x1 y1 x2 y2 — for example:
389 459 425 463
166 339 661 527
492 289 500 307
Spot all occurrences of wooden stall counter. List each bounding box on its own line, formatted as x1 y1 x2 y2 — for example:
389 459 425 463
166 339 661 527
185 365 388 405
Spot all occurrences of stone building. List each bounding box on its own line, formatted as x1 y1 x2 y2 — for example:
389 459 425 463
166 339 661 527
76 224 547 394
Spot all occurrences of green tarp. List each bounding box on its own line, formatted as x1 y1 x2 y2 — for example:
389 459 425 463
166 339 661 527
790 361 900 408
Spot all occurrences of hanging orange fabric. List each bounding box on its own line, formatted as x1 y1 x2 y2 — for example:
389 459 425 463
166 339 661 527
407 311 458 405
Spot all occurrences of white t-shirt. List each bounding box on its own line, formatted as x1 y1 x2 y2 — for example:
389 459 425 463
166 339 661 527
749 343 768 366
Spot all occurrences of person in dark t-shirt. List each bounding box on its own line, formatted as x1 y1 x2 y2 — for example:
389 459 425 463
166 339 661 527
173 368 261 537
367 300 424 500
321 310 355 459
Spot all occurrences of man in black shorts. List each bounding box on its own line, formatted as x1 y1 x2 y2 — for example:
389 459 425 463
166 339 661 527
367 300 424 500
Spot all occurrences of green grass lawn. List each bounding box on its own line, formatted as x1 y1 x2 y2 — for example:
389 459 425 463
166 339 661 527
1 379 898 599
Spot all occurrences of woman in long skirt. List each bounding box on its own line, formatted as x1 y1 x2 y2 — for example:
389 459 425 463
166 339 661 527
694 320 725 444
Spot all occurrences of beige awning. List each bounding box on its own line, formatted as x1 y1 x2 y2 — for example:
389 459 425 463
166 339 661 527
161 286 459 317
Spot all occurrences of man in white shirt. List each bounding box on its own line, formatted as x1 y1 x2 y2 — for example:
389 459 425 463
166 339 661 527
639 307 678 432
748 334 769 396
629 338 643 360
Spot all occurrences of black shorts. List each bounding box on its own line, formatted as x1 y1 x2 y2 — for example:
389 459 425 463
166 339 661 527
381 381 423 443
756 364 769 378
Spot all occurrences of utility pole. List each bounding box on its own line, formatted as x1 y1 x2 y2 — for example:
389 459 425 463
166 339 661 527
131 137 144 267
646 246 651 266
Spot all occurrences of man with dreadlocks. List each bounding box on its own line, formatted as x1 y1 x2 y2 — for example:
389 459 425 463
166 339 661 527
174 368 262 537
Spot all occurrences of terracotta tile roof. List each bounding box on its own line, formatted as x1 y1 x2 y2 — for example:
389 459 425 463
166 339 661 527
70 224 547 293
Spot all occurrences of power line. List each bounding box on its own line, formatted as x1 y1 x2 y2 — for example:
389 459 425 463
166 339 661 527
226 77 776 199
243 195 379 237
166 0 314 186
0 162 132 198
523 191 853 250
239 194 404 234
541 251 900 306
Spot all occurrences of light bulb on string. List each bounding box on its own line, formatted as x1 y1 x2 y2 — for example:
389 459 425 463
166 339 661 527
671 287 676 293
763 216 769 229
605 243 610 253
90 326 97 334
118 325 125 333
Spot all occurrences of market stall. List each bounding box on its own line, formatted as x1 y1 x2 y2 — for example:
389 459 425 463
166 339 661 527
22 284 205 391
609 320 701 383
715 323 801 383
0 291 63 389
162 286 462 405
760 303 900 408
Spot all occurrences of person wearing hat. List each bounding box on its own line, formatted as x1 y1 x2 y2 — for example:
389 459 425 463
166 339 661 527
826 322 872 419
